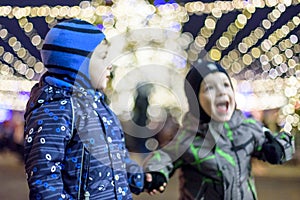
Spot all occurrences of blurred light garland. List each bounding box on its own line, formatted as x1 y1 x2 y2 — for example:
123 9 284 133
0 74 36 111
209 5 255 61
0 22 44 80
226 13 299 78
220 2 297 74
0 0 299 132
103 0 190 122
187 12 222 63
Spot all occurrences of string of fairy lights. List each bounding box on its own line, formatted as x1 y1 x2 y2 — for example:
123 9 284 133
222 13 299 76
0 0 299 133
209 5 256 61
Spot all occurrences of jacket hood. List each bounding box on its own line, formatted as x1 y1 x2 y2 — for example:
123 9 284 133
40 19 105 89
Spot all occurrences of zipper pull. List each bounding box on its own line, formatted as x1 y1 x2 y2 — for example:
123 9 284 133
84 191 90 200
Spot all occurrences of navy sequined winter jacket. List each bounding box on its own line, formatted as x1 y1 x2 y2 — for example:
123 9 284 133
24 19 144 200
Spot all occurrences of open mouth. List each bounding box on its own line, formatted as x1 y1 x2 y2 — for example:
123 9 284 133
216 101 229 113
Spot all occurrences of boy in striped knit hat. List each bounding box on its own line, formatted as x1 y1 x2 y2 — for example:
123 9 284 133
23 19 158 200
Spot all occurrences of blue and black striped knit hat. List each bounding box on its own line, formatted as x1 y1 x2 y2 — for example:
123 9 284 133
41 18 105 89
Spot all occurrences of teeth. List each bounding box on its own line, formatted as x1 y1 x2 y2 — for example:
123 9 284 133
217 102 227 106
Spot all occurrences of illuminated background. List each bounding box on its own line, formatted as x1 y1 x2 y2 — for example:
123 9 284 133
0 1 299 199
0 0 299 132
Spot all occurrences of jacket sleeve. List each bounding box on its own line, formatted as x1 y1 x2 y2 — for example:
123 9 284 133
120 139 145 195
142 124 195 182
124 152 145 195
24 100 73 199
110 113 145 195
261 127 295 164
250 120 295 164
143 150 177 182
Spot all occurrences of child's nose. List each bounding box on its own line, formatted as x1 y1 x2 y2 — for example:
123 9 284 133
217 85 226 95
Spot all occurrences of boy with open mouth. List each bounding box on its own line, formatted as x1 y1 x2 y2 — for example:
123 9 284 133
143 60 295 200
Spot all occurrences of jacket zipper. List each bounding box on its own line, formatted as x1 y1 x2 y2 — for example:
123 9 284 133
72 98 91 200
195 179 206 199
78 145 85 199
225 122 242 200
78 145 91 200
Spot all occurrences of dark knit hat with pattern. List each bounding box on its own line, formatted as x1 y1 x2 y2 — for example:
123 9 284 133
184 60 233 123
41 18 105 89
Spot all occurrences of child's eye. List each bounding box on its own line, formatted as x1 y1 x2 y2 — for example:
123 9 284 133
204 85 213 91
224 82 230 87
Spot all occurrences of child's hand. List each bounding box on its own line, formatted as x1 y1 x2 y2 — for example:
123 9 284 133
263 130 283 164
144 172 167 195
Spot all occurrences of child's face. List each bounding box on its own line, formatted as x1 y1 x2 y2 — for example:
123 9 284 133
89 41 112 90
199 72 235 122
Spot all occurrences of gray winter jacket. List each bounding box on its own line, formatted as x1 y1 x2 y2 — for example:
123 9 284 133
144 110 295 200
